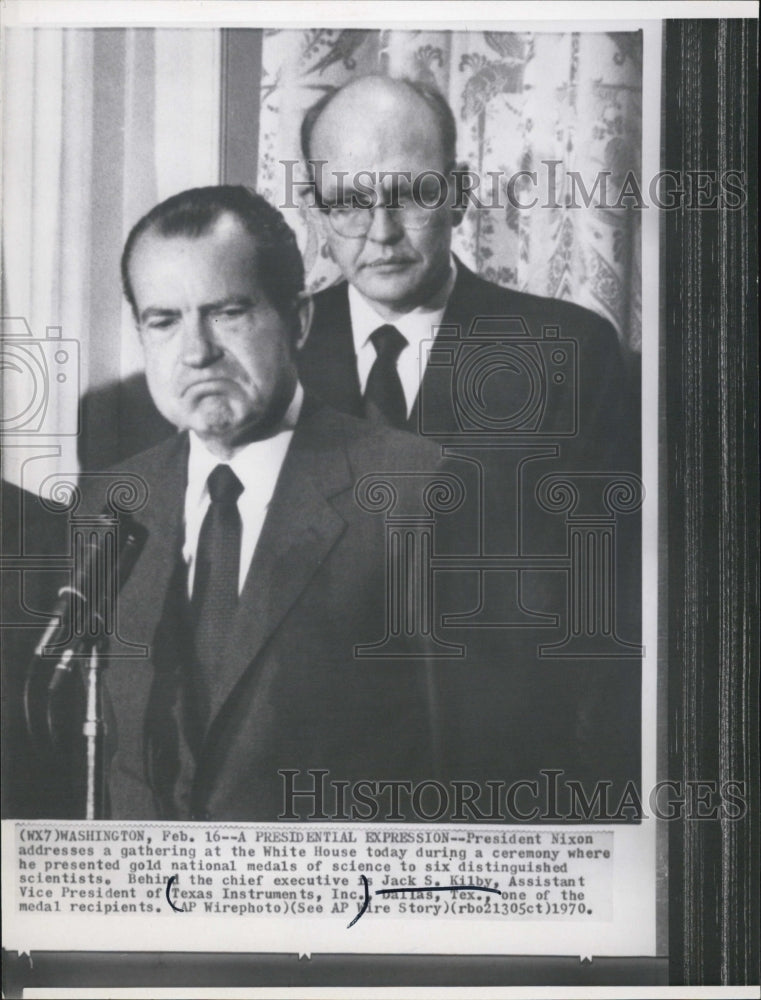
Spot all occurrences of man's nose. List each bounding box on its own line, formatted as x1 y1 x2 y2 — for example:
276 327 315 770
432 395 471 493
365 205 404 244
180 314 222 367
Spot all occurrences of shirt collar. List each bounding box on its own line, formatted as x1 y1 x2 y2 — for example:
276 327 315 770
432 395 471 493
186 381 303 507
347 254 458 356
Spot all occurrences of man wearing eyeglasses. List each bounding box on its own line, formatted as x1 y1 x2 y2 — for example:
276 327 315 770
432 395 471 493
298 75 463 433
298 74 638 471
297 75 642 803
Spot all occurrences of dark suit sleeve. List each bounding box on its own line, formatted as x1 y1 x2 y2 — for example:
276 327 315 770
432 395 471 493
1 482 85 818
573 308 640 473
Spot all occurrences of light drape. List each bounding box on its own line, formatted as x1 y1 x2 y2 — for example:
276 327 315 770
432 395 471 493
1 28 221 488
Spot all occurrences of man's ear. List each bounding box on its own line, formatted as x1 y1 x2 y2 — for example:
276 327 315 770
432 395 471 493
313 207 336 262
450 160 471 228
132 312 145 342
293 292 314 351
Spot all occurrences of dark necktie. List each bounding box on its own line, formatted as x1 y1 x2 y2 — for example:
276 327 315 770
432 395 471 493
364 324 408 428
190 464 243 738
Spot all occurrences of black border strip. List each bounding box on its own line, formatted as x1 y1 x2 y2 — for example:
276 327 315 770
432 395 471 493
1 952 667 995
665 16 759 988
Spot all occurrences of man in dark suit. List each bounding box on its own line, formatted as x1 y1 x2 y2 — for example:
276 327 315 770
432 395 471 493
296 75 642 808
299 74 637 467
86 185 444 821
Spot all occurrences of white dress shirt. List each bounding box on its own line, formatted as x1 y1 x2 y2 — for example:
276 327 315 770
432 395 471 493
182 382 303 597
348 256 458 417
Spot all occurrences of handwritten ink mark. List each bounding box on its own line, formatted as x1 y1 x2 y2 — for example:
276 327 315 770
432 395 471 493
163 870 499 924
165 874 184 913
349 876 501 927
347 873 370 928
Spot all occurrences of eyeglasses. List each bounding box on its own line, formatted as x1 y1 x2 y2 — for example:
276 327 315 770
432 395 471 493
318 199 436 238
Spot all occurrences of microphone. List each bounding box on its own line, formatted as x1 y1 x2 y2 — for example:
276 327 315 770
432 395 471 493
24 514 147 745
34 515 147 661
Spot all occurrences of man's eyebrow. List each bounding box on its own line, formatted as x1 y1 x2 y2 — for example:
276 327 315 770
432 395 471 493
139 306 180 323
139 297 256 323
318 178 417 208
202 296 256 312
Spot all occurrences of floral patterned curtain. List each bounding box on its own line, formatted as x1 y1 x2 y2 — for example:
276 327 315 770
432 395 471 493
256 28 642 353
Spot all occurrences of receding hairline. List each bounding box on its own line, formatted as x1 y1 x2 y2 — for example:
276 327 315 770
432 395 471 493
131 209 257 254
302 74 456 164
125 209 259 291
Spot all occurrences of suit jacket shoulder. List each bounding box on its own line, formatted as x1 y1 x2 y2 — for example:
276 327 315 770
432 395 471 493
107 430 188 479
303 263 628 399
307 264 624 346
442 262 623 346
309 404 442 477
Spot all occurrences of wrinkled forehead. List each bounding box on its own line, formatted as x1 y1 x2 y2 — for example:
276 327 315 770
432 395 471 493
128 216 268 312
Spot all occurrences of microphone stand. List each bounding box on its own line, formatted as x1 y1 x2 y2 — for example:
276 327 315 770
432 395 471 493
82 642 106 820
27 507 148 820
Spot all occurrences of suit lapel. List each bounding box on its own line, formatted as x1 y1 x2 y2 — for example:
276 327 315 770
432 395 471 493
101 436 188 817
406 261 483 433
112 436 188 647
202 405 350 731
439 260 483 330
